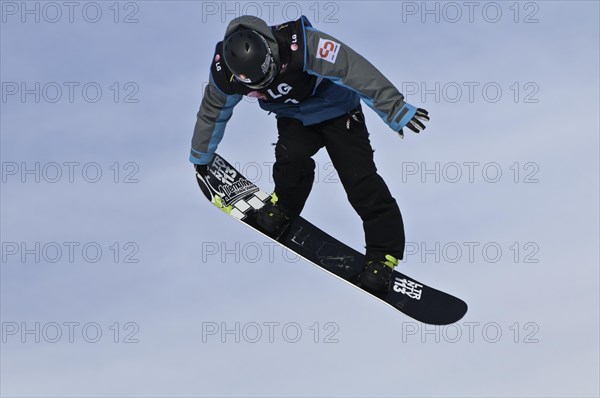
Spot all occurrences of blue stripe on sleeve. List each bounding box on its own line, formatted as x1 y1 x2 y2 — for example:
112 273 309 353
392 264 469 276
189 93 242 165
304 68 417 131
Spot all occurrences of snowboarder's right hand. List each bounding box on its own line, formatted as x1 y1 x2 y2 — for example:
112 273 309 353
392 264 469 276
195 164 208 177
398 108 430 139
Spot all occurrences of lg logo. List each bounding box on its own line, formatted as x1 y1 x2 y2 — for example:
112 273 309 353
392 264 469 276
267 83 298 103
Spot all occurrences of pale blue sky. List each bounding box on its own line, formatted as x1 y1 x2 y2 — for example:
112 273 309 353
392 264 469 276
1 1 599 397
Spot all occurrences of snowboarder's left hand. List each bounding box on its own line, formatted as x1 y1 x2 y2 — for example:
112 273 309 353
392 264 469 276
399 108 430 138
195 164 208 177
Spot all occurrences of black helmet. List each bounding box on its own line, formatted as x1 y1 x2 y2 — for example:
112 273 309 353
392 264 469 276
223 29 278 89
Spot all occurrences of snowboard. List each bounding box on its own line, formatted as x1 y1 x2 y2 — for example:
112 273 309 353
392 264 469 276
196 153 467 325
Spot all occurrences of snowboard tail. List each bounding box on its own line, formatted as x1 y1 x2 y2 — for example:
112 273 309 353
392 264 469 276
196 153 467 325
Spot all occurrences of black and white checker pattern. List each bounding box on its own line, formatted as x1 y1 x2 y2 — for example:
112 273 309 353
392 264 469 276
229 190 270 220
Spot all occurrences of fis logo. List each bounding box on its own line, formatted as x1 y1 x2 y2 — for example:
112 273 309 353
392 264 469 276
316 38 341 63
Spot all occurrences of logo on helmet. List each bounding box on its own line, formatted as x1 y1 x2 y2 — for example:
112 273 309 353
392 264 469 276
261 54 270 74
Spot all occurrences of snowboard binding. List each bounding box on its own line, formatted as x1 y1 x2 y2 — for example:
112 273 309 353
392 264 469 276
357 254 398 296
255 193 292 239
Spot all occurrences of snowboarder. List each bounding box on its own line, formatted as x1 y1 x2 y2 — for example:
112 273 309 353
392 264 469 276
190 15 430 294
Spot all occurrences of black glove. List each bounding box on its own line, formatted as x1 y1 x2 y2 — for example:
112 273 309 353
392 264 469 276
195 164 208 177
399 108 430 138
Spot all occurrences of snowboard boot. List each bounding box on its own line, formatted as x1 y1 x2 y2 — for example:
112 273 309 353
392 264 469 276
255 193 291 237
358 254 399 295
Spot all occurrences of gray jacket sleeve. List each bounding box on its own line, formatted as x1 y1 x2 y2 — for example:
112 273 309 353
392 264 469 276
303 27 417 131
190 76 242 165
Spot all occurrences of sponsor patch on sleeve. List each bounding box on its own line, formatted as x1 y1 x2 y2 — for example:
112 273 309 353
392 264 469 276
316 38 341 64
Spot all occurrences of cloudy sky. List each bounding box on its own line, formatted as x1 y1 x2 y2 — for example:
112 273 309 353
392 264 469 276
1 1 598 397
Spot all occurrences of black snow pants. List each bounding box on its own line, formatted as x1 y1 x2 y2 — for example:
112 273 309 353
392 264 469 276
272 105 406 261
